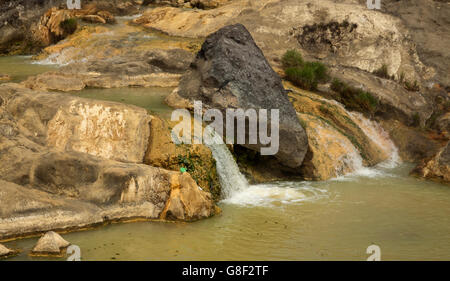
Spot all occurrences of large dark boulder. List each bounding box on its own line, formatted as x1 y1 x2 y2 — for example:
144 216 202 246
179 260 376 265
178 23 308 168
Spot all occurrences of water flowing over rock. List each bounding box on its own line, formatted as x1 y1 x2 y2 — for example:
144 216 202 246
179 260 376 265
287 83 399 180
177 24 308 168
31 231 70 256
204 126 249 199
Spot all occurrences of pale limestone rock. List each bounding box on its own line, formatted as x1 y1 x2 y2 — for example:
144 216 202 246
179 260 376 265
31 231 70 255
47 99 151 163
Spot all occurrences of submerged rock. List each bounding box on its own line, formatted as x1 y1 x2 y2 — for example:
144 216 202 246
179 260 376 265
0 244 16 259
177 24 308 168
24 49 194 91
412 142 450 184
0 74 11 81
31 231 70 256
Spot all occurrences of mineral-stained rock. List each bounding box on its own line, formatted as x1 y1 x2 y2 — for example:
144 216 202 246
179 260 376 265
96 11 116 24
81 15 107 24
31 8 76 47
161 172 215 221
177 24 308 168
144 116 220 200
412 142 450 184
437 113 450 138
380 119 442 163
31 231 70 256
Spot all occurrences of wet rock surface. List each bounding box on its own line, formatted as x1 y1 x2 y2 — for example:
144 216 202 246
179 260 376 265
177 24 309 168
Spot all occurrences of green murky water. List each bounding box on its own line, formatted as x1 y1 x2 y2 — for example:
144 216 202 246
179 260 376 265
4 164 450 261
69 87 175 119
0 56 57 83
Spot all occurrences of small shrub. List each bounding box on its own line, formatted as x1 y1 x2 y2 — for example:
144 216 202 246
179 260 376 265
373 64 390 79
404 80 420 92
60 18 78 35
330 78 378 114
305 61 327 81
285 66 318 90
281 49 304 69
282 50 327 91
412 112 421 127
398 71 405 84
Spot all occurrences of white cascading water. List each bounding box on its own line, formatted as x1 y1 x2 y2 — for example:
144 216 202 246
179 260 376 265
203 108 400 205
349 112 400 169
203 127 249 199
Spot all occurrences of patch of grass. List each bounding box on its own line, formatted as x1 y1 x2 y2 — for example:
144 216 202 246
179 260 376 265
282 50 327 91
330 78 378 114
373 64 391 79
60 18 78 35
412 112 421 127
404 80 420 92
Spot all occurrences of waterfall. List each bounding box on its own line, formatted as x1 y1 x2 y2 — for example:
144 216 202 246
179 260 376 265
203 127 249 199
349 112 400 168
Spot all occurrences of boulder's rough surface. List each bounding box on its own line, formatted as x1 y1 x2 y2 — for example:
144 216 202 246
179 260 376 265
31 231 70 256
412 142 450 184
177 24 308 168
0 83 217 240
380 119 442 163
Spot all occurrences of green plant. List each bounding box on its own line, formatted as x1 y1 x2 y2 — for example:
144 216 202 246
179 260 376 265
281 49 304 68
282 50 328 91
404 80 420 92
60 18 78 35
285 66 318 90
398 71 405 84
412 112 421 127
330 78 378 114
373 64 390 79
